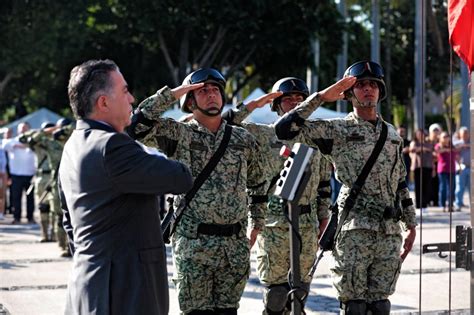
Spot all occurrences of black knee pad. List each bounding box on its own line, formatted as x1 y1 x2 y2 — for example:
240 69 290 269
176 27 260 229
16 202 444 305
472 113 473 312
264 283 290 313
341 299 367 315
368 299 390 315
214 308 237 315
38 203 50 213
188 310 215 315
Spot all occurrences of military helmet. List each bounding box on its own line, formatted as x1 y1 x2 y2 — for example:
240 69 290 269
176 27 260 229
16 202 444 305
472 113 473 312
270 77 309 112
179 68 226 113
41 122 55 129
344 61 387 101
56 117 72 127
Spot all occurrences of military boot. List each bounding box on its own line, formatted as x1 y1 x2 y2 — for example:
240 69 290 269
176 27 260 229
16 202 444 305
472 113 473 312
39 213 50 242
57 226 71 257
49 214 57 241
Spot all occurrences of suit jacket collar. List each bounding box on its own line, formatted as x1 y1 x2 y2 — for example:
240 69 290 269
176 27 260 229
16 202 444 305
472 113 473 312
76 119 117 133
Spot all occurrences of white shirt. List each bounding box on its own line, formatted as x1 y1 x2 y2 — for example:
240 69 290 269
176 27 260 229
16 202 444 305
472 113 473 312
3 137 37 176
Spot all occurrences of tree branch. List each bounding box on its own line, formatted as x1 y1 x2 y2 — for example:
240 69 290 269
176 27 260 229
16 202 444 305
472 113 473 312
158 32 179 86
0 72 15 99
199 26 228 66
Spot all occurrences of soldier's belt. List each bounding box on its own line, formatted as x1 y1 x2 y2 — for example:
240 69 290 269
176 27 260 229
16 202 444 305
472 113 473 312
197 222 241 237
37 170 52 175
300 205 311 215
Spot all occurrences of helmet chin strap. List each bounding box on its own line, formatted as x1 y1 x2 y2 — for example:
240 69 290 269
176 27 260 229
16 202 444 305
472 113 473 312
196 106 222 116
190 96 223 117
350 88 378 108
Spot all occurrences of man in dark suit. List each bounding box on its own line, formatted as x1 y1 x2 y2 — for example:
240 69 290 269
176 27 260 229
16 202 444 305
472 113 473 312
59 59 194 315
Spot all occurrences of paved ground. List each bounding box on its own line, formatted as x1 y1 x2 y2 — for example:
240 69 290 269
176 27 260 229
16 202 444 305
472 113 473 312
0 203 472 315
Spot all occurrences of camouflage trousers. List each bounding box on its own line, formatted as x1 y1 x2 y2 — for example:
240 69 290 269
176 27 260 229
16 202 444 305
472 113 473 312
172 236 250 314
256 226 318 285
331 229 402 303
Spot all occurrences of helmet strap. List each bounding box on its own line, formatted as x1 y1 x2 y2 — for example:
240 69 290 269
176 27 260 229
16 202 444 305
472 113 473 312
350 88 378 108
191 95 223 117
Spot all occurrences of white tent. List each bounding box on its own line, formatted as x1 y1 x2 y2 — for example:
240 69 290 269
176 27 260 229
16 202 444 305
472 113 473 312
242 88 347 124
0 108 64 137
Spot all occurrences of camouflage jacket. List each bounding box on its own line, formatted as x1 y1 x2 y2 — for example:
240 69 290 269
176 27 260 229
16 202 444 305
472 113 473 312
31 130 64 177
20 130 50 174
223 104 331 230
274 93 417 234
131 86 269 235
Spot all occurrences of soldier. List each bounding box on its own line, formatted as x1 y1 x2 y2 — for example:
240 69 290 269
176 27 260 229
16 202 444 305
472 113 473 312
274 61 417 315
20 119 72 256
127 68 276 315
20 122 55 242
222 77 332 315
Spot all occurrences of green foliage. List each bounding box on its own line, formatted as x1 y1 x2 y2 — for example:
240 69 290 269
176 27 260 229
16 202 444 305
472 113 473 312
0 0 455 128
0 0 344 121
391 98 408 128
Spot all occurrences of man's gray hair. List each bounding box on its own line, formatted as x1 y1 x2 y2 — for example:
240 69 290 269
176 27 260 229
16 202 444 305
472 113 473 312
68 59 118 119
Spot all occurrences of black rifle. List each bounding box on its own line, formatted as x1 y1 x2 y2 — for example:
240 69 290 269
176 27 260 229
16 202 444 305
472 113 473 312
307 203 338 278
26 155 48 196
37 172 57 204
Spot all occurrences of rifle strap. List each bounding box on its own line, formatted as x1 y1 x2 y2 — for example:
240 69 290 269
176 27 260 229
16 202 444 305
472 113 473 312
183 124 233 205
333 121 388 240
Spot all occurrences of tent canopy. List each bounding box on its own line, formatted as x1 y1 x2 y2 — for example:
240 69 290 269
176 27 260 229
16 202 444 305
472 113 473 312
0 108 64 137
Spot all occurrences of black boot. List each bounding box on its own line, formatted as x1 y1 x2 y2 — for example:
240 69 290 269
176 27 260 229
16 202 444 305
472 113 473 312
367 299 390 315
341 300 367 315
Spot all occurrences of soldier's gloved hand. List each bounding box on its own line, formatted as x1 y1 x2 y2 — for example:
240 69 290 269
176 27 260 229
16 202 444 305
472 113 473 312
18 135 28 144
53 128 66 141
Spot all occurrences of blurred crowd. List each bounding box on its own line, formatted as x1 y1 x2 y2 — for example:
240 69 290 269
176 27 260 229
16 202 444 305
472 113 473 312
0 119 74 257
397 124 471 213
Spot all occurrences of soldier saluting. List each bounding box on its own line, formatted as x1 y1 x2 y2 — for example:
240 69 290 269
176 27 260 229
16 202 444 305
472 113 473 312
274 61 417 315
128 68 276 315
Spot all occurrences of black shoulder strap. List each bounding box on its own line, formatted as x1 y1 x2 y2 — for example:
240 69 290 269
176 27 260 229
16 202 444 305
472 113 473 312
184 124 232 203
335 121 388 235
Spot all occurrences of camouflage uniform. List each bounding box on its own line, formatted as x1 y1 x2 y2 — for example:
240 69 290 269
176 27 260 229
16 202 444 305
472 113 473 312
24 129 70 254
129 86 268 314
20 130 54 242
223 105 331 313
274 93 417 304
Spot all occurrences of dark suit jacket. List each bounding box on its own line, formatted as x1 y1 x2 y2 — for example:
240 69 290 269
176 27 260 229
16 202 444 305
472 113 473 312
58 119 192 315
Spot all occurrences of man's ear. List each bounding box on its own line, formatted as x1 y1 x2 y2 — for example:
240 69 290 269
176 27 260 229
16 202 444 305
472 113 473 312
96 95 109 113
188 95 197 111
343 89 353 101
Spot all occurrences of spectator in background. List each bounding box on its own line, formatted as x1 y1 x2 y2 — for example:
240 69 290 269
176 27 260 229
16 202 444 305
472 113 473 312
454 127 470 211
0 140 6 220
435 131 457 212
1 128 13 215
3 122 37 224
397 126 411 188
409 129 433 213
428 123 442 207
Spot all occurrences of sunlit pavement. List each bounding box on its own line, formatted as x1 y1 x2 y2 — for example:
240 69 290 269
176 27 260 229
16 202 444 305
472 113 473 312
0 196 471 314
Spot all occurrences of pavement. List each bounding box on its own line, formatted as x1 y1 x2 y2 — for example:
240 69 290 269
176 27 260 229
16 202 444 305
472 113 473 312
0 202 472 315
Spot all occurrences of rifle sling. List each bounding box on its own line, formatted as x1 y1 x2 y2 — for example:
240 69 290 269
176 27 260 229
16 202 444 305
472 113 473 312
184 124 232 203
333 121 388 241
162 124 233 236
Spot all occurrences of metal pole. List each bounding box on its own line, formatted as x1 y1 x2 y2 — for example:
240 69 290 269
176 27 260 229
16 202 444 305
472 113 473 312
460 60 471 128
470 70 474 313
336 0 348 113
414 0 426 130
371 0 380 63
306 38 320 93
288 202 302 315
